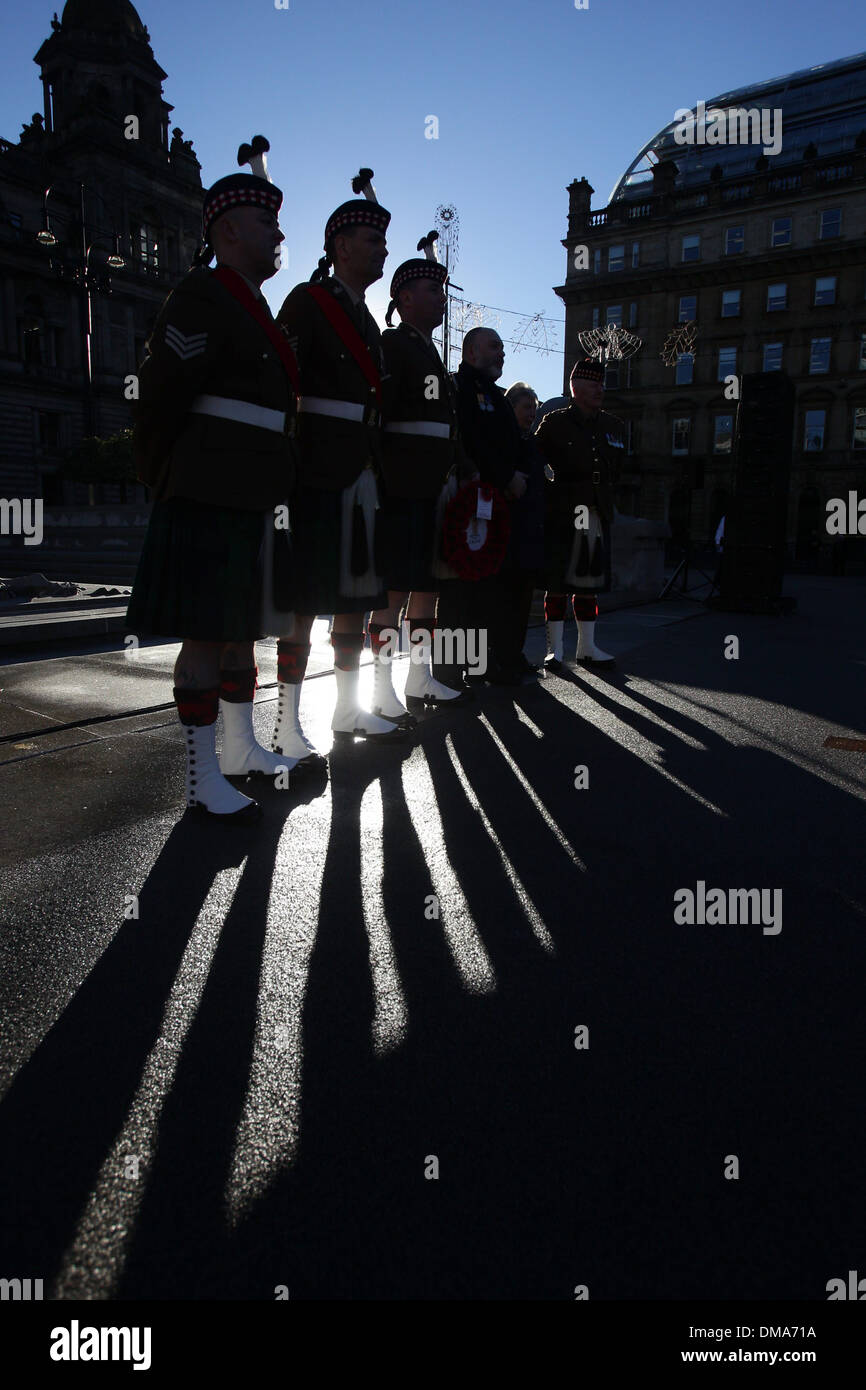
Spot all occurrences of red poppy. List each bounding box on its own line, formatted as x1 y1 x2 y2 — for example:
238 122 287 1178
443 482 510 579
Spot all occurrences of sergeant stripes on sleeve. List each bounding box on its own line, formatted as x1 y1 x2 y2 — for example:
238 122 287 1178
164 325 209 360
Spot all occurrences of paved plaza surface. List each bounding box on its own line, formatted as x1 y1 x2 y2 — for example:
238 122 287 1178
0 576 864 1300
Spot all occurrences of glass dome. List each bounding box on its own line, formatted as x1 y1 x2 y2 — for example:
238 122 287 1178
608 52 866 204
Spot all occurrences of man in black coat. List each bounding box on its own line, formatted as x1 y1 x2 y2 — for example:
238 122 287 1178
434 328 528 687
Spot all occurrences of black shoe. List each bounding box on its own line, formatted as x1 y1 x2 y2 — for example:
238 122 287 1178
515 655 540 676
406 688 474 712
573 653 616 669
188 800 262 824
542 654 567 675
370 707 418 731
487 666 523 687
332 723 409 744
289 750 329 774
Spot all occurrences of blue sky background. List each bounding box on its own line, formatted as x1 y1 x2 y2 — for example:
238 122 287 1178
0 0 859 399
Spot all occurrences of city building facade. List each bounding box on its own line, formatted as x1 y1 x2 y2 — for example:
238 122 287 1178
555 53 866 561
0 0 202 529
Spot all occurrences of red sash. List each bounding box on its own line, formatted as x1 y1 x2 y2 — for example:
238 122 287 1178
212 264 300 395
305 283 382 406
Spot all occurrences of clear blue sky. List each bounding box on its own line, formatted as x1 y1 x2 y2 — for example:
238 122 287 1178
0 0 859 399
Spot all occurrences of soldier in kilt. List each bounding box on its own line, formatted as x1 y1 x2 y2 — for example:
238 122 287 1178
271 170 405 746
126 140 302 822
535 357 624 669
366 232 473 721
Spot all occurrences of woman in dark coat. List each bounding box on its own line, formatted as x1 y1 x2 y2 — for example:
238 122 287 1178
495 382 546 679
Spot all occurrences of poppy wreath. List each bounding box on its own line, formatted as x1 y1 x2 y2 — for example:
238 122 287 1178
442 481 510 579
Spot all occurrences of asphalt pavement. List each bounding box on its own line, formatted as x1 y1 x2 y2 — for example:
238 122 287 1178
0 576 864 1300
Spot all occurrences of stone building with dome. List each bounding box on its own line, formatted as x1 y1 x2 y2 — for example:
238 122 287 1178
0 0 203 573
555 53 866 563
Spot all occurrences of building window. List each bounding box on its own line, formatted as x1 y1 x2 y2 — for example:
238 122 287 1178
763 343 783 371
858 333 866 370
681 234 700 262
814 275 837 306
718 346 737 381
724 226 745 255
592 307 600 327
593 248 601 274
819 208 841 239
20 323 43 364
713 414 733 453
631 241 640 268
18 296 49 365
771 216 792 248
721 289 741 318
605 362 620 388
767 282 787 312
628 302 637 328
672 418 691 454
809 337 831 374
626 419 638 455
608 244 625 272
131 221 159 272
675 353 694 385
37 412 62 449
853 407 866 449
606 304 622 327
678 294 696 322
804 409 826 451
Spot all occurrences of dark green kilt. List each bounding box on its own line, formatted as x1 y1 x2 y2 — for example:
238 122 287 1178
381 493 438 592
544 517 612 595
126 498 293 641
291 483 387 615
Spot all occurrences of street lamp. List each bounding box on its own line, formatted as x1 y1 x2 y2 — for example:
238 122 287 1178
36 182 126 442
36 214 57 247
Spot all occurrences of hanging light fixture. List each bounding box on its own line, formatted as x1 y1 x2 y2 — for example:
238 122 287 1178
36 212 57 247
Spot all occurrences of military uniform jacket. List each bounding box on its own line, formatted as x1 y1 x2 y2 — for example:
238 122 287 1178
133 266 297 510
380 323 464 500
276 277 385 492
454 362 523 493
534 404 625 525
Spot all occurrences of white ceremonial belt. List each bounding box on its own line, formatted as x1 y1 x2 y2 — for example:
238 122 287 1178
298 396 365 422
191 394 285 432
384 420 451 439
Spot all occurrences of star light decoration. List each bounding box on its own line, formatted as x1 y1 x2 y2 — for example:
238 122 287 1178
660 321 698 367
452 298 496 337
577 324 642 362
